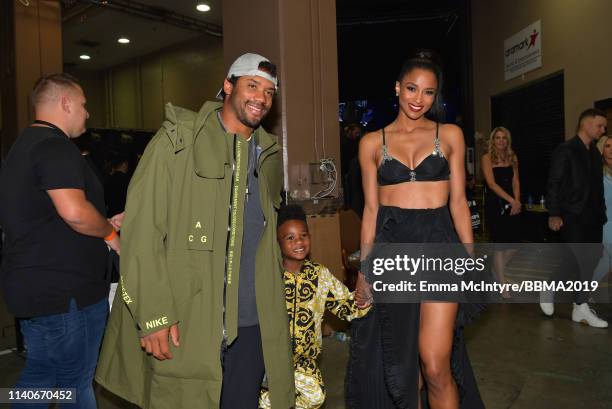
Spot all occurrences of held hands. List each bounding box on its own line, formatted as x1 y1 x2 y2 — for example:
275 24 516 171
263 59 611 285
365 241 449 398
355 272 373 308
140 323 180 360
548 216 563 231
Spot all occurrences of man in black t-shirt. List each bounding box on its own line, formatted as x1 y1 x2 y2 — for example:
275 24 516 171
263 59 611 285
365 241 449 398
0 73 120 407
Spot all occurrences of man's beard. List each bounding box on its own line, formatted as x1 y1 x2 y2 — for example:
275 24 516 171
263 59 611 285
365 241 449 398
234 99 268 129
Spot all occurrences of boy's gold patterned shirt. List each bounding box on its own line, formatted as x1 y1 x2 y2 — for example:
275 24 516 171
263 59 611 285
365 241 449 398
284 259 370 371
261 259 370 409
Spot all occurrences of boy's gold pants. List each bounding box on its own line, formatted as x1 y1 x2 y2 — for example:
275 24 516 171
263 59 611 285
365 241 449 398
260 365 325 409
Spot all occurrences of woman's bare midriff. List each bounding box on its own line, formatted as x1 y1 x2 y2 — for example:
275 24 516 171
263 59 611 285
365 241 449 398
378 181 450 209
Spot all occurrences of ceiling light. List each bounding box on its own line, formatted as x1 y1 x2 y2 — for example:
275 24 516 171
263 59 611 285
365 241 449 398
196 3 211 12
117 37 130 44
79 54 91 60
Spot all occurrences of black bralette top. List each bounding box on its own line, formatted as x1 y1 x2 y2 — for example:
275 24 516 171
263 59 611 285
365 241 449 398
377 123 450 186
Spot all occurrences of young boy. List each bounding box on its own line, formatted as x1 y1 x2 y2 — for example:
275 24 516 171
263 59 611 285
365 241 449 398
259 205 370 409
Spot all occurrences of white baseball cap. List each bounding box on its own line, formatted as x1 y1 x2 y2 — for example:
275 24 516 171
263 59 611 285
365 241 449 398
216 53 278 100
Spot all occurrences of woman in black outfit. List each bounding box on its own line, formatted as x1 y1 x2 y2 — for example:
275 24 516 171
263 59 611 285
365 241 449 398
481 126 521 298
347 50 485 409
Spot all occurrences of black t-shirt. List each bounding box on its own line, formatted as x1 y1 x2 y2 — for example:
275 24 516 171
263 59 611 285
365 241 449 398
238 138 264 327
0 126 109 317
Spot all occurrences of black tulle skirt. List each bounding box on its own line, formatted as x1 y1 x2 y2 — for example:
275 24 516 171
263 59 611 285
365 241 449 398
345 206 486 409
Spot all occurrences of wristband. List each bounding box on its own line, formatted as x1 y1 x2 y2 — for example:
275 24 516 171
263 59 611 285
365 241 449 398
104 228 118 241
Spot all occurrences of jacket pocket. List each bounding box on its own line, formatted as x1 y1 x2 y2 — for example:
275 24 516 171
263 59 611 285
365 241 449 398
149 289 220 380
177 176 217 251
166 251 203 306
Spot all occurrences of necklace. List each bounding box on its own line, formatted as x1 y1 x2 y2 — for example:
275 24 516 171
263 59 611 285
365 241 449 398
32 120 68 138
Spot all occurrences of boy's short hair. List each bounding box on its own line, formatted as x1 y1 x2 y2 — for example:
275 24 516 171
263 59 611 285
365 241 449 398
277 205 307 228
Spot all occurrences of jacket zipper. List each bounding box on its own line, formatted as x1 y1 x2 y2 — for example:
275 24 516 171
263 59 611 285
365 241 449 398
222 135 239 351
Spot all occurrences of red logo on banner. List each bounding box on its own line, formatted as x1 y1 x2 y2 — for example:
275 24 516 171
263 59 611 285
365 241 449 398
528 29 539 48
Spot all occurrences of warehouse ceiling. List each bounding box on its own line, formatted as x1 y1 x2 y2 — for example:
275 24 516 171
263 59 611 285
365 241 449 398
58 0 460 72
61 0 222 71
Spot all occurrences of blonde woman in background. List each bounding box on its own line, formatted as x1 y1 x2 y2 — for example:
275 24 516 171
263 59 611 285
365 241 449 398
481 126 521 298
593 135 612 285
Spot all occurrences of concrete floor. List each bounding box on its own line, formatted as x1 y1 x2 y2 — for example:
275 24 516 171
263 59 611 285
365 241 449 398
1 303 610 409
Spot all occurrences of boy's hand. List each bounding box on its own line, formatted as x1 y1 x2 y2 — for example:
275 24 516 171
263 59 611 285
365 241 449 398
355 272 373 308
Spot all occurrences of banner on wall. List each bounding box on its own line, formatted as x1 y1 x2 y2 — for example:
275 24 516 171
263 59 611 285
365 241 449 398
504 20 542 81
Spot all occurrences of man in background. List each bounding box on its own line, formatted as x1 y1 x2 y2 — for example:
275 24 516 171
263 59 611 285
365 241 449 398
0 73 119 408
542 108 608 328
104 153 130 217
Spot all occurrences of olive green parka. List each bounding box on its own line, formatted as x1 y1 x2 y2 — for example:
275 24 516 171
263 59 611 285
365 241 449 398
95 101 295 408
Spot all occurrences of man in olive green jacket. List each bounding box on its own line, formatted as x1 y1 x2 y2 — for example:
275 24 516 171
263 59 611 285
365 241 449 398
96 54 295 408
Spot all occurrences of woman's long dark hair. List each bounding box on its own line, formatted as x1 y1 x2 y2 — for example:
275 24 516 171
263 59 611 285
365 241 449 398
397 49 445 122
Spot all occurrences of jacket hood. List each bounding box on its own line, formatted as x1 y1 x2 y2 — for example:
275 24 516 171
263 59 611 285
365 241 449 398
191 101 279 179
162 101 280 179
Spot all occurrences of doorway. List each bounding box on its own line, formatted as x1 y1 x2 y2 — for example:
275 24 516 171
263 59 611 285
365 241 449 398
491 72 565 198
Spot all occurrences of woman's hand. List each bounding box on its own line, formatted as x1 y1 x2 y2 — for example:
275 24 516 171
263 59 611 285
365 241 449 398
510 199 522 216
355 272 373 308
548 216 563 231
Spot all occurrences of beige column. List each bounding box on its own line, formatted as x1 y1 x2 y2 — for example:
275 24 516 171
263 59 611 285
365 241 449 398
223 0 341 196
0 0 62 157
223 0 344 276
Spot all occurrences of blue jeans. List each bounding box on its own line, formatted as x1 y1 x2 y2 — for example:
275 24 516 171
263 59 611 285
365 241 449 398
15 298 108 409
